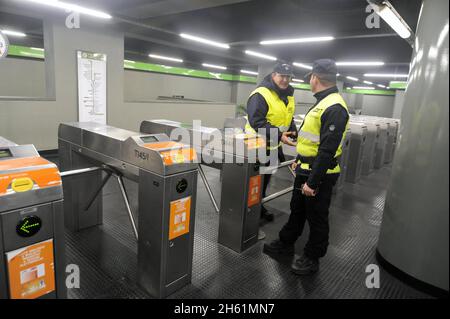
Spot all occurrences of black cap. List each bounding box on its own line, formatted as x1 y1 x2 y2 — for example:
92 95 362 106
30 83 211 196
273 63 294 76
305 59 337 82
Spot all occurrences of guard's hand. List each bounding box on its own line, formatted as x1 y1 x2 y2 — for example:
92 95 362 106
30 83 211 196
302 183 317 197
291 162 298 170
281 132 297 146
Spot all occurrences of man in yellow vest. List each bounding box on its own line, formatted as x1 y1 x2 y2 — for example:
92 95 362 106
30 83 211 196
246 63 297 222
263 59 350 275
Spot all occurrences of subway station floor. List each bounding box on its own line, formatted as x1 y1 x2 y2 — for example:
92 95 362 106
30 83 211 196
46 154 431 299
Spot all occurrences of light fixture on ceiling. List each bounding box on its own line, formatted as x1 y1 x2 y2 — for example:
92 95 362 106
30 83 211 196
377 84 386 88
353 86 375 90
241 70 258 75
364 73 408 78
367 0 413 39
1 29 26 37
293 62 312 70
202 63 227 70
336 73 341 76
20 0 112 19
292 78 304 83
180 33 230 49
260 36 334 45
364 80 374 85
336 61 385 66
346 76 359 81
149 54 183 63
244 50 277 61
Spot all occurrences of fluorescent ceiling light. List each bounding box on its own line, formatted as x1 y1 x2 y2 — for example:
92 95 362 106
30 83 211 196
31 47 44 51
180 33 229 49
336 61 385 66
292 78 304 83
377 84 386 88
202 63 227 70
245 50 277 61
336 73 341 76
363 80 374 85
260 36 334 45
346 76 359 81
293 62 312 70
1 30 26 37
124 60 135 64
353 86 375 90
21 0 112 19
368 0 412 39
241 69 258 75
149 54 183 63
364 73 408 78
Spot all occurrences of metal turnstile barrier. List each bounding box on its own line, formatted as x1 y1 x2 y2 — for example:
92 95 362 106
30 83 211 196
346 122 368 183
140 119 266 253
334 128 352 193
350 116 381 176
0 138 66 299
58 122 198 298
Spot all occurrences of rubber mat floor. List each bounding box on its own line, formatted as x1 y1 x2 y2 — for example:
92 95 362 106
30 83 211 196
56 160 431 299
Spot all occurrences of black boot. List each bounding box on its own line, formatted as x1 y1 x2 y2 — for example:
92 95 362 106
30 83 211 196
260 206 274 222
291 254 319 275
263 239 294 255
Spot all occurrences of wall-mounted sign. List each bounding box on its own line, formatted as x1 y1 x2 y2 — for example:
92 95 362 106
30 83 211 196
0 30 9 59
77 50 107 124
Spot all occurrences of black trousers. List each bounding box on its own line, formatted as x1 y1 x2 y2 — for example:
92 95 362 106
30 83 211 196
279 171 338 259
262 148 286 198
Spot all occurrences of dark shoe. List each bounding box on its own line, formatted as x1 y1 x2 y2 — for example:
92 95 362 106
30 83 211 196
260 206 274 222
291 255 319 275
263 239 294 255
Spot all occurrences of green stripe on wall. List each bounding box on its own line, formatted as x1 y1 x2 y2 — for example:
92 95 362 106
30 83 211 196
343 88 395 95
389 81 407 89
7 45 45 59
6 45 393 96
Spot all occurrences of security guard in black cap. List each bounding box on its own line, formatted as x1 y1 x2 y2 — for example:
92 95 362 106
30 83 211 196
245 63 297 223
264 59 350 275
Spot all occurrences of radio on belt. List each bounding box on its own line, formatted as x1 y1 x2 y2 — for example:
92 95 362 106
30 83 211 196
0 137 66 299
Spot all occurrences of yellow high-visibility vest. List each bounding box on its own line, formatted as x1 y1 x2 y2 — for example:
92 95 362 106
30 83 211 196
297 93 349 174
245 87 295 149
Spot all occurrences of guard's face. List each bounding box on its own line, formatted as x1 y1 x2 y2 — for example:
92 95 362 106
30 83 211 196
272 73 291 90
310 74 319 93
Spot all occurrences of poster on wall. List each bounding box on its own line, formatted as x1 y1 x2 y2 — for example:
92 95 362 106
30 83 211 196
77 50 107 124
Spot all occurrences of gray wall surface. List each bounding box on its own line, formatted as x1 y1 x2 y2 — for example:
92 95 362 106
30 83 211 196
0 19 235 150
124 70 233 102
361 95 395 117
392 90 406 119
0 57 47 97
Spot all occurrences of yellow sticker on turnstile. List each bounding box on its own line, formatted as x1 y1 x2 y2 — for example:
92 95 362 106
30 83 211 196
11 177 34 193
169 196 191 240
6 239 56 299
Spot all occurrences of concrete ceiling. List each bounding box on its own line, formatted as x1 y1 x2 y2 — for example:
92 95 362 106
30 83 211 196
0 0 421 86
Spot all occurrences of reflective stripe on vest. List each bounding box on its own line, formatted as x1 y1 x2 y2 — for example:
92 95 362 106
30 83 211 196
297 93 349 174
244 87 296 149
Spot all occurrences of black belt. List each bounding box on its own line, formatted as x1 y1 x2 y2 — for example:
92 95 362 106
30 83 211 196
298 155 340 169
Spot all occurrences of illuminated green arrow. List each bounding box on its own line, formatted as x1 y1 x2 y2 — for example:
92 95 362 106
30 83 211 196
20 220 40 234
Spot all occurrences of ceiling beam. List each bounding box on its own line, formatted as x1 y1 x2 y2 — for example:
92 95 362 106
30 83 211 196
119 0 252 20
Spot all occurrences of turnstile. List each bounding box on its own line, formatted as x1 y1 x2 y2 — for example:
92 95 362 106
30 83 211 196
140 119 267 253
383 118 399 164
58 122 198 298
334 128 352 193
350 116 381 176
346 122 368 183
0 137 66 299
